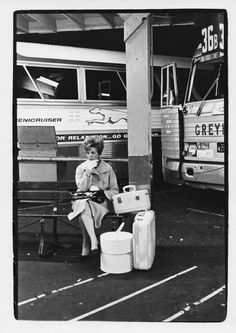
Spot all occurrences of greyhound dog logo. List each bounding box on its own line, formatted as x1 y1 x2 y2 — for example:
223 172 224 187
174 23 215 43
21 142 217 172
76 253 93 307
86 107 127 125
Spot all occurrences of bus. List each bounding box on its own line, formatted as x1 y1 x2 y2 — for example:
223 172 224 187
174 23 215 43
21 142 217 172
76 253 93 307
160 13 225 191
16 41 190 185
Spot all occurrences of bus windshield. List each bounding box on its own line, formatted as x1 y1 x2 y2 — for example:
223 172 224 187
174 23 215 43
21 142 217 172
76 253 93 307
186 59 225 103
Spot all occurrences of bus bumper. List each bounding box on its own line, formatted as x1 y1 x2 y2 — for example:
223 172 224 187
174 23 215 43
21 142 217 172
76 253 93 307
162 160 185 186
181 162 225 191
162 159 225 191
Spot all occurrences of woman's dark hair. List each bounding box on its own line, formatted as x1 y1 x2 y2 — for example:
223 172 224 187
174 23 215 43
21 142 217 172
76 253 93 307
82 136 104 155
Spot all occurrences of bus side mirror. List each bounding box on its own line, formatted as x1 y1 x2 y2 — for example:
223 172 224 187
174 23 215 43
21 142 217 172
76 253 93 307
180 105 189 115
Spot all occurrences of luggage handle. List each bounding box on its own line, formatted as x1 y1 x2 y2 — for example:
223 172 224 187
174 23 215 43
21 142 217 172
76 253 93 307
116 222 125 233
136 210 150 221
123 185 136 193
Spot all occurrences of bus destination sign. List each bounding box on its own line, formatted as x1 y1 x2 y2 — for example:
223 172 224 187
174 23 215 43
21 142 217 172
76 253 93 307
199 13 224 58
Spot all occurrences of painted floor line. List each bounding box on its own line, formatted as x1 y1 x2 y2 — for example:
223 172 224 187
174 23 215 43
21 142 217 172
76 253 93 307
18 277 95 306
193 285 226 306
163 305 191 322
69 265 198 322
18 278 93 306
18 272 111 306
18 297 38 305
187 208 224 218
97 272 110 278
163 285 226 322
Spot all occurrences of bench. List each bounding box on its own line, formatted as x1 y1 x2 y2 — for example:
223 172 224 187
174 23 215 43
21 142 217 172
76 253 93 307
17 181 124 258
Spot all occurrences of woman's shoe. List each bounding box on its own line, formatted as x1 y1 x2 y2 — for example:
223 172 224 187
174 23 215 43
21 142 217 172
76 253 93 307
80 254 90 261
80 248 99 261
90 248 99 256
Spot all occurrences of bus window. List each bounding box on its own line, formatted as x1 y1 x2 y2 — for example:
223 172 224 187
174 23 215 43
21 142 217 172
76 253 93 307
187 61 224 102
176 68 189 104
161 64 178 107
152 67 188 107
16 65 78 100
98 81 111 99
152 67 161 106
85 69 126 101
17 66 41 98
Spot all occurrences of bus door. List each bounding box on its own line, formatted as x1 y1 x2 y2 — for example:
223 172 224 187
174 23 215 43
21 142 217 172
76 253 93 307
160 63 184 185
180 57 225 190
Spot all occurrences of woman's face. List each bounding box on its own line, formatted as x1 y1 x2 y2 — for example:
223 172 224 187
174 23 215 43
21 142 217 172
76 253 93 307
86 147 100 160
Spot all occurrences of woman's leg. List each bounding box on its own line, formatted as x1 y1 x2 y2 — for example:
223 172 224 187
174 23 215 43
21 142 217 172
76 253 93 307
80 203 98 250
78 217 90 256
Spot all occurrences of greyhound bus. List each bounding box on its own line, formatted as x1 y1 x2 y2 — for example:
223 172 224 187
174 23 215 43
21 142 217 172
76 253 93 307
160 13 225 190
16 41 190 185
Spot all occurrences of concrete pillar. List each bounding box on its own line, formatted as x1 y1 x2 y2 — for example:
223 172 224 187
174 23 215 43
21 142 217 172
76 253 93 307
125 14 152 191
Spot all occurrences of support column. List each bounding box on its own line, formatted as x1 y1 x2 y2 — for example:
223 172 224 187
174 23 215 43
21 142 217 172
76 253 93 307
125 14 152 191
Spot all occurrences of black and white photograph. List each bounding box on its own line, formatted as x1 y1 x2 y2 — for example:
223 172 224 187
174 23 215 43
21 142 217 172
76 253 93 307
1 0 236 331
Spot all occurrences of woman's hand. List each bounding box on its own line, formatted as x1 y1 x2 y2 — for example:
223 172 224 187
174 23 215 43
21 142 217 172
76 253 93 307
85 159 99 171
90 190 106 203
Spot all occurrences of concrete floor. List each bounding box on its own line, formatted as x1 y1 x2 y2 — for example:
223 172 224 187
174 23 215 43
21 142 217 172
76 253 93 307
16 185 226 322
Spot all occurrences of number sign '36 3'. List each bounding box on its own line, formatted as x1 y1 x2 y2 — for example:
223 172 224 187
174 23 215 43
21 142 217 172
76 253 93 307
200 13 224 56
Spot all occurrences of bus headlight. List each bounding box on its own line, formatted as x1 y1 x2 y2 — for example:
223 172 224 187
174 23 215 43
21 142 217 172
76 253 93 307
184 143 197 157
188 144 197 156
184 142 209 157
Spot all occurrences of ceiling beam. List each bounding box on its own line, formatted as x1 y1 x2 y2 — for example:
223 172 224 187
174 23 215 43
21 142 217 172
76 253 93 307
152 14 172 26
171 13 194 26
63 13 85 30
118 13 131 22
101 13 115 28
16 15 29 33
26 13 57 32
123 13 150 42
152 13 194 26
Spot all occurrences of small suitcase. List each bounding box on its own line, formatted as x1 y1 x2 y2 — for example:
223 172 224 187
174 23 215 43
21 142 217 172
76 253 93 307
132 210 156 270
112 185 151 214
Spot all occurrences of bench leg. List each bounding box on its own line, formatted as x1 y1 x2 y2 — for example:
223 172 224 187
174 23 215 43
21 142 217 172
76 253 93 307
38 218 57 258
38 219 45 257
53 216 58 245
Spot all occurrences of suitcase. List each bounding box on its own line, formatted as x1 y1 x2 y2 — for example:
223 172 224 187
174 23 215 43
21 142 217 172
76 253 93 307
132 210 156 270
112 185 151 214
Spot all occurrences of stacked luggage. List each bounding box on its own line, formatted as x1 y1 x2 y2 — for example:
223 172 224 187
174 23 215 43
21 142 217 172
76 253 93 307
100 185 156 272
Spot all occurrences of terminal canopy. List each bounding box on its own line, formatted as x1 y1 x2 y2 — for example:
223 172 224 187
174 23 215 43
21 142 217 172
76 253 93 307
16 11 195 34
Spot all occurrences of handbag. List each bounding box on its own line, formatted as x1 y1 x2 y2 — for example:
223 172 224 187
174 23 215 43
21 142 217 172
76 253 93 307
71 190 106 204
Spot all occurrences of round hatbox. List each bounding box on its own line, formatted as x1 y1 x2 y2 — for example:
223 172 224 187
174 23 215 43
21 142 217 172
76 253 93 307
100 231 133 274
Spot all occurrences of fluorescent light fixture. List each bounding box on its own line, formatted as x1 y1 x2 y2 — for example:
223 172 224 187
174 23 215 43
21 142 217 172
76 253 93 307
36 76 59 88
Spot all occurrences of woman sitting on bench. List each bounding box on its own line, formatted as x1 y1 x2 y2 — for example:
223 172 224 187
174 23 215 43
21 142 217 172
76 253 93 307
68 135 119 260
